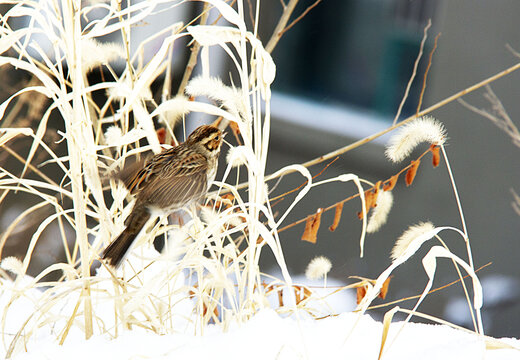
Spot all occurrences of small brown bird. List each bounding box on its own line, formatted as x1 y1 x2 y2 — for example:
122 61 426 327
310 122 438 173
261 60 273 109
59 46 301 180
102 125 224 268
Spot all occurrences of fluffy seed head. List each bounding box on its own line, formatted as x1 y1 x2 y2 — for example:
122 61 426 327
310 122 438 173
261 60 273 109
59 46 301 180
160 95 191 127
104 125 122 145
1 256 23 276
200 206 218 225
185 76 247 121
200 206 243 230
367 191 394 233
385 116 447 163
305 256 332 280
107 76 152 101
80 38 123 72
391 221 435 261
226 146 248 167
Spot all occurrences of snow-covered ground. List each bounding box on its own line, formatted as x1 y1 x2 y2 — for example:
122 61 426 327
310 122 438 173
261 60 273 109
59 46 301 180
4 308 519 360
1 271 519 360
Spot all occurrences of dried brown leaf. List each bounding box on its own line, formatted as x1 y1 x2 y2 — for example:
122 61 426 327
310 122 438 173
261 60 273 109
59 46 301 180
156 128 166 144
211 116 223 128
358 189 378 220
405 160 421 186
214 193 235 209
188 284 198 299
378 277 392 300
229 120 241 136
301 209 322 243
383 174 399 191
294 286 312 305
430 144 441 167
277 289 284 307
294 285 302 304
356 285 368 304
329 203 343 232
374 181 382 195
229 120 242 145
303 286 312 300
366 190 378 210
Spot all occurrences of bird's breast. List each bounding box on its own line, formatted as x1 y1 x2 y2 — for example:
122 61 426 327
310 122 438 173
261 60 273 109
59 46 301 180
206 156 218 187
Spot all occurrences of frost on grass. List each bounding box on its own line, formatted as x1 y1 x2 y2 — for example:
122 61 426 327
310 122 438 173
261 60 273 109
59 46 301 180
386 116 447 163
305 256 332 280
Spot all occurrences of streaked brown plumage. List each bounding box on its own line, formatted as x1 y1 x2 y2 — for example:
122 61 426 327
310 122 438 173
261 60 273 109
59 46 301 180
102 125 224 267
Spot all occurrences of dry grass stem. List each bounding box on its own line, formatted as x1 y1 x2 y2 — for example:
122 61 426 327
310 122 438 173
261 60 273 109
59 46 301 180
0 1 513 356
277 146 437 235
265 0 300 53
393 19 431 125
415 32 440 116
459 85 520 148
222 60 520 196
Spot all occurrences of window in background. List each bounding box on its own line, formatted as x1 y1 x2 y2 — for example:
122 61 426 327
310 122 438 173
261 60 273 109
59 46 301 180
267 0 437 129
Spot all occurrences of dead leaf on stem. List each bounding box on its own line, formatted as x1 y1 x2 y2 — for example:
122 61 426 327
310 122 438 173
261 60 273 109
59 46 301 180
405 160 421 186
301 209 322 243
430 144 441 167
358 186 379 220
383 174 399 191
329 203 343 232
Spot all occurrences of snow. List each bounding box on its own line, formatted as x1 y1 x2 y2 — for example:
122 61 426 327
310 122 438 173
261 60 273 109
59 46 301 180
5 308 520 360
1 271 519 360
1 250 518 359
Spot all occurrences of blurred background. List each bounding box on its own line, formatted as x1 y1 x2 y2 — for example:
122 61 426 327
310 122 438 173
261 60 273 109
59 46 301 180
261 0 520 338
1 0 519 338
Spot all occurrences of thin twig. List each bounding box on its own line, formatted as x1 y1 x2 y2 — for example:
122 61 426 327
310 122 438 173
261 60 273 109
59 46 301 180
314 262 491 322
270 156 339 202
511 189 520 216
459 85 520 148
269 61 520 183
265 0 300 53
365 262 491 311
416 32 440 115
506 43 520 59
280 0 322 37
276 147 434 234
215 61 520 198
245 0 255 28
177 3 211 96
2 144 57 186
211 0 238 25
393 20 431 125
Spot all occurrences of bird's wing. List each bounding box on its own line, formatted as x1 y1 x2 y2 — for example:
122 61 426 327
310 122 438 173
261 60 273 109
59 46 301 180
136 151 209 209
120 147 193 194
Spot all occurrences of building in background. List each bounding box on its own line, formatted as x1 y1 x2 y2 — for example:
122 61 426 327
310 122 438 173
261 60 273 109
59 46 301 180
1 0 518 338
257 0 520 337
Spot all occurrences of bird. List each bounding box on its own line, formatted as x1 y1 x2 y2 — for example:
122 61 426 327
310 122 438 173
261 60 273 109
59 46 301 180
102 125 224 268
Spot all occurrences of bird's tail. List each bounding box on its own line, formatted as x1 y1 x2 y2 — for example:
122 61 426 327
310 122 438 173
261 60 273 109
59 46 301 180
102 207 151 268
